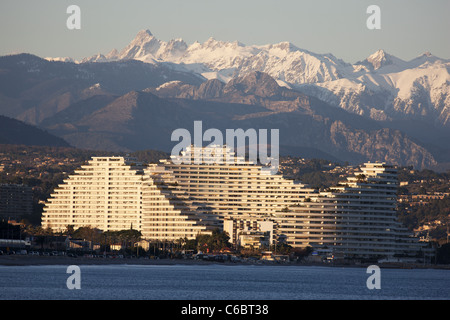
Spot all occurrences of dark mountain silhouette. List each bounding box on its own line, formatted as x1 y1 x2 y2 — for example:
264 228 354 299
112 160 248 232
0 115 69 147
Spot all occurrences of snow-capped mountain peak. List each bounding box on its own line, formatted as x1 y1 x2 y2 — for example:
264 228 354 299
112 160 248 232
137 29 153 38
266 41 300 53
80 30 356 84
298 48 450 127
354 49 408 72
72 29 450 128
114 29 188 63
105 48 119 60
130 29 155 46
367 49 390 68
408 51 446 68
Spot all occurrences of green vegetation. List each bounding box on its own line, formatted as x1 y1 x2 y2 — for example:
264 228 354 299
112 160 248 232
397 167 450 194
183 229 231 252
398 197 450 239
396 167 450 243
279 157 345 190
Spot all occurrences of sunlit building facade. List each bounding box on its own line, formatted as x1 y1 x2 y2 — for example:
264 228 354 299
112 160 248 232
274 162 427 258
42 147 428 259
159 145 314 221
41 157 213 240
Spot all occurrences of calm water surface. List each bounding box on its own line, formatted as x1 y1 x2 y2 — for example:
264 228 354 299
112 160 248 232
0 264 449 300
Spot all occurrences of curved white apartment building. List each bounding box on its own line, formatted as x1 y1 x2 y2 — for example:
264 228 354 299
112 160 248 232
159 145 315 221
41 156 213 241
42 146 427 258
274 162 426 258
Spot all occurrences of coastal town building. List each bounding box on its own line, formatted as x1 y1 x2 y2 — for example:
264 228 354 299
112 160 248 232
159 145 315 219
42 145 429 259
0 183 33 220
223 217 274 249
274 162 429 258
41 156 213 241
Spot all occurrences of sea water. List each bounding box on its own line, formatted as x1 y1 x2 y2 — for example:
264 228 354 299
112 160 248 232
0 264 449 300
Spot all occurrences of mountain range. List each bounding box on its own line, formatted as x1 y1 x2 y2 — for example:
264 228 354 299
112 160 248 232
1 29 449 170
0 115 68 147
79 30 450 128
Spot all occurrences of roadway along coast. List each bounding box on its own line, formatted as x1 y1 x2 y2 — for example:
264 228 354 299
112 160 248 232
1 254 450 270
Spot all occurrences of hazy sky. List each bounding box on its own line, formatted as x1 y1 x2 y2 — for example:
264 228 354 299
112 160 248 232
1 0 449 63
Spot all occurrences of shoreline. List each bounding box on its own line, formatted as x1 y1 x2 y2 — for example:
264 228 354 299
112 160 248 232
1 255 450 270
0 255 220 267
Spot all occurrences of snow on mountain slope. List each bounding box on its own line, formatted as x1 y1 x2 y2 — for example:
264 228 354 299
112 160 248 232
298 55 450 126
235 43 352 84
87 29 354 85
116 29 187 63
389 60 450 125
180 38 257 68
79 29 450 127
44 56 75 63
354 49 408 73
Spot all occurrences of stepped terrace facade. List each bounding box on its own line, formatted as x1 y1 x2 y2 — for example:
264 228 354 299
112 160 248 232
274 162 427 258
159 145 315 222
41 156 213 241
42 146 427 259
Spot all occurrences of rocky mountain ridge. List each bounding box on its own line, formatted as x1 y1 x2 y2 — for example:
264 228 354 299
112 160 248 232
77 30 450 129
1 30 449 169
